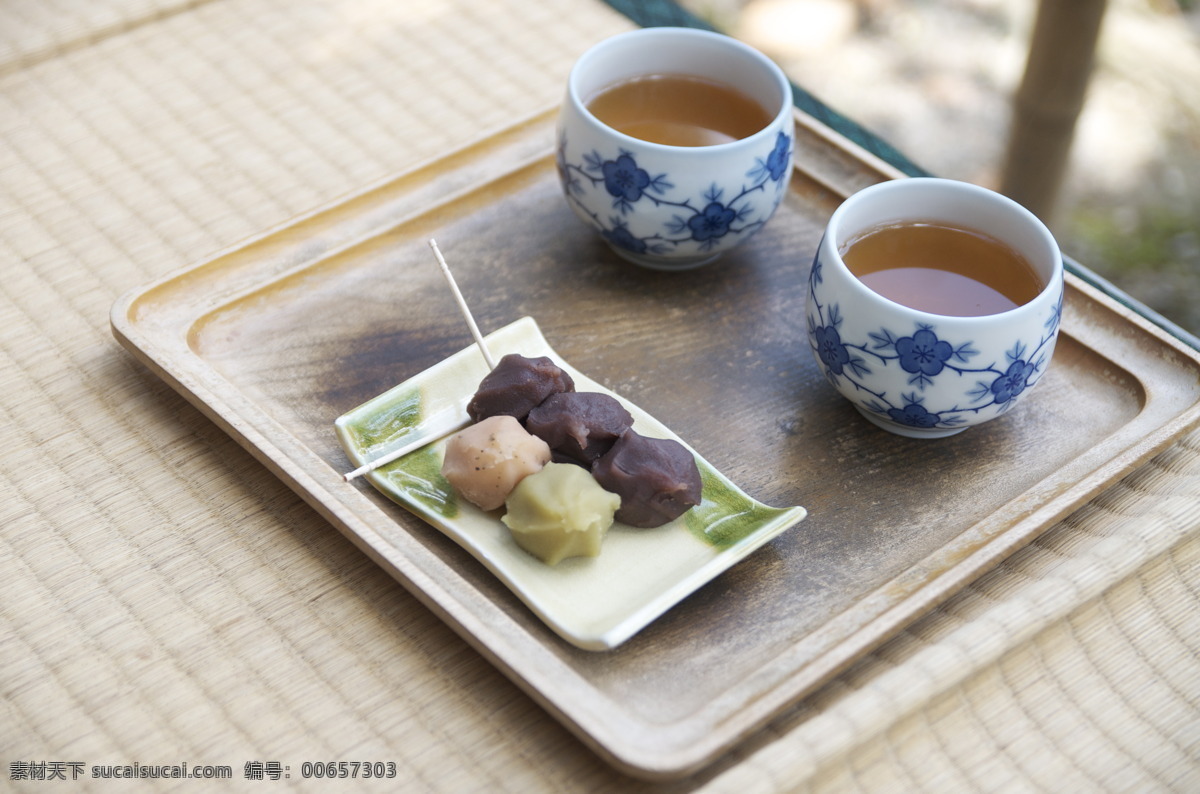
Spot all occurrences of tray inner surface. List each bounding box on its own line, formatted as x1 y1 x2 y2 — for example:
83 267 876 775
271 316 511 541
189 154 1159 705
119 122 1200 777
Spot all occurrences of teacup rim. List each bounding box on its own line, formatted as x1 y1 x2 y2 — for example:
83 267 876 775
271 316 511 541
566 27 795 154
823 177 1064 321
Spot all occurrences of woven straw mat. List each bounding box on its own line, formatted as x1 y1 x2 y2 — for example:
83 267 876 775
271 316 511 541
2 0 1198 791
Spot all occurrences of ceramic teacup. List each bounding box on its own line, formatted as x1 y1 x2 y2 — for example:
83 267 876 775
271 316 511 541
805 177 1065 438
557 27 794 270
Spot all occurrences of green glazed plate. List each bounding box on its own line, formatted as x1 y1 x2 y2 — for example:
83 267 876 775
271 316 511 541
335 317 806 650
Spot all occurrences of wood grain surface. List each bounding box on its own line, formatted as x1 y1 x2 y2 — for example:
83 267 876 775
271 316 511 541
113 113 1200 778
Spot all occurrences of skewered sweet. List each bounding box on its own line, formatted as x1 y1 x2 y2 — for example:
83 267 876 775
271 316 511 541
501 462 621 565
466 354 575 423
525 391 634 467
353 241 702 565
591 430 703 528
440 415 552 511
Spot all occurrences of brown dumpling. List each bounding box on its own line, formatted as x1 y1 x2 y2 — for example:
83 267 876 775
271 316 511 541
591 430 702 528
525 392 634 467
467 354 575 423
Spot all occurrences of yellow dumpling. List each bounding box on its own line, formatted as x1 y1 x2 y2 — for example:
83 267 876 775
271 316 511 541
502 463 620 565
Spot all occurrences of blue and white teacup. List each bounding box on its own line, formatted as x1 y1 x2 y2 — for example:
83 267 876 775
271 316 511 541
557 27 794 270
806 178 1065 438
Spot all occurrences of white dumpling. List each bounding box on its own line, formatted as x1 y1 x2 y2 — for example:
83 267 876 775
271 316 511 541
440 415 551 511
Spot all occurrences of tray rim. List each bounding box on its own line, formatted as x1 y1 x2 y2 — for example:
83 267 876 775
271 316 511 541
109 107 1200 780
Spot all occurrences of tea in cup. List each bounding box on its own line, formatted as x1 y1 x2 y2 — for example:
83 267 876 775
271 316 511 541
557 27 795 270
805 177 1065 437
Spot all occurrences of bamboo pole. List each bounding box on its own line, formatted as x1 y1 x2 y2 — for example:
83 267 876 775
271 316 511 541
1000 0 1109 225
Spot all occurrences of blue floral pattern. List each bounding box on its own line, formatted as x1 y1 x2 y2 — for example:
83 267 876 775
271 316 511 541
806 255 1065 432
557 130 792 259
601 153 653 204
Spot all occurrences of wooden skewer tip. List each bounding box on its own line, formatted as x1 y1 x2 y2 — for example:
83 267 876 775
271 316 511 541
342 241 496 482
429 239 496 370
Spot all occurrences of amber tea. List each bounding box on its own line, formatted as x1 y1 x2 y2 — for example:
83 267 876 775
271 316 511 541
586 73 774 147
841 220 1045 317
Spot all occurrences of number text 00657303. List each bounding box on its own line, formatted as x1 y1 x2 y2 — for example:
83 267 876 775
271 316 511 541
299 761 398 779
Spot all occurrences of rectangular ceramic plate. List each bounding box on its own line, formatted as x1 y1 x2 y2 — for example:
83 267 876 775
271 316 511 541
333 316 806 650
111 107 1200 779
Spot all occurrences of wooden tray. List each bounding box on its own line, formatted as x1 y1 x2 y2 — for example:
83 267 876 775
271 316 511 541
110 107 1200 779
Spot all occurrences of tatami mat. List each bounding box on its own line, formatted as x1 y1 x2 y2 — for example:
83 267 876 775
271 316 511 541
2 0 1197 791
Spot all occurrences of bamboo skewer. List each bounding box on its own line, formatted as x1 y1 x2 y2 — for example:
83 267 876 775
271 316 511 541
430 238 496 369
342 239 493 482
342 400 471 481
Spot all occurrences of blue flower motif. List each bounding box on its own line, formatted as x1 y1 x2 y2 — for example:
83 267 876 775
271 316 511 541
601 154 651 202
559 136 786 260
766 132 791 181
990 360 1036 403
895 328 954 376
687 201 736 242
602 223 648 254
806 280 1062 431
887 402 940 428
814 325 850 376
